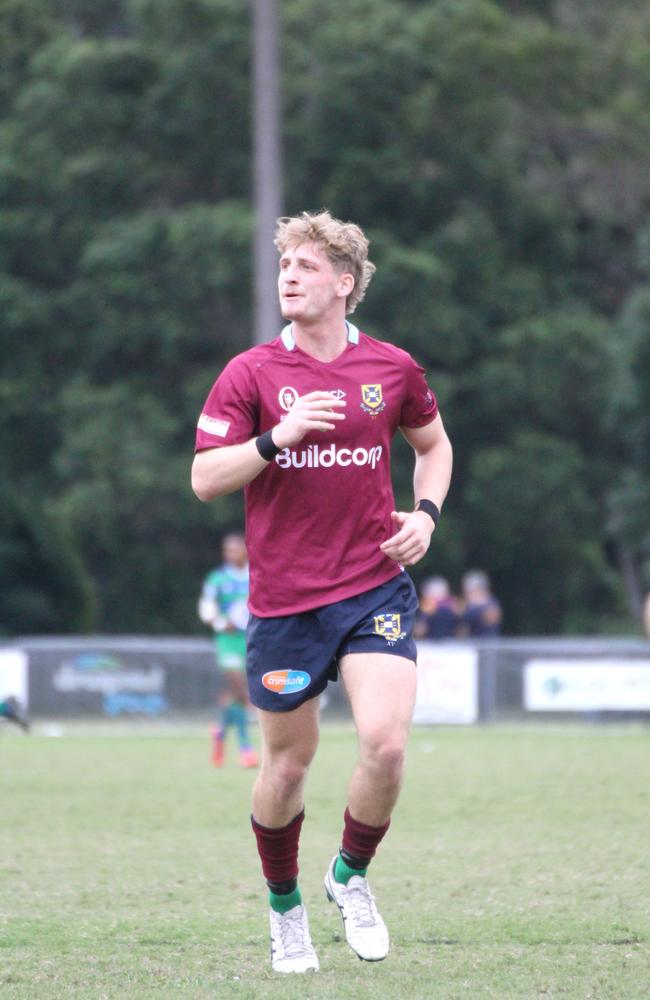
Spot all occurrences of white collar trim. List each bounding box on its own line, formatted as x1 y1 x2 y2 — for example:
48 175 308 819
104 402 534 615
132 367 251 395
280 325 296 350
280 322 359 351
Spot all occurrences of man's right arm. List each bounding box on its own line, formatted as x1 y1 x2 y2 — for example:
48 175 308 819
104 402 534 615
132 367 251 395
192 438 276 500
191 391 346 501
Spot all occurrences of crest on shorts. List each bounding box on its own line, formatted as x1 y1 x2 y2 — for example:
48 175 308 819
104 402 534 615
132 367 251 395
374 612 406 644
361 384 385 415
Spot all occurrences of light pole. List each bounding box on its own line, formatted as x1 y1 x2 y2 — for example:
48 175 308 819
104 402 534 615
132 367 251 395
252 0 283 344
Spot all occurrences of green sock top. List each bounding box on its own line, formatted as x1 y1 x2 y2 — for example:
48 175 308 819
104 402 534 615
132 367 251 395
269 886 302 914
334 853 368 885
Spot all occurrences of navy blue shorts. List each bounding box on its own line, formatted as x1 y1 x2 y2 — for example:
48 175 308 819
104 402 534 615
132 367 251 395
246 572 418 712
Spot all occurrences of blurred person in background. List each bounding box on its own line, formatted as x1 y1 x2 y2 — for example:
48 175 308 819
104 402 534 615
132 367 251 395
0 696 29 732
198 532 258 768
459 570 502 638
413 576 459 640
643 591 650 640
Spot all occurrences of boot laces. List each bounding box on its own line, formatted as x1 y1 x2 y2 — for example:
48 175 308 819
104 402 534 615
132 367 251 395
277 907 310 957
344 878 378 928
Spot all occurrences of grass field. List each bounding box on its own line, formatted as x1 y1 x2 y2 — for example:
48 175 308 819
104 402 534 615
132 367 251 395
1 722 649 999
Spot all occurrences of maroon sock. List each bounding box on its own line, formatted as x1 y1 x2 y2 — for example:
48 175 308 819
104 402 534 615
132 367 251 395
251 809 304 884
341 806 390 864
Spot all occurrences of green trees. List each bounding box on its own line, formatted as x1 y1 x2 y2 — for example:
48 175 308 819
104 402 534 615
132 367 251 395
0 0 251 633
1 0 649 634
609 226 650 619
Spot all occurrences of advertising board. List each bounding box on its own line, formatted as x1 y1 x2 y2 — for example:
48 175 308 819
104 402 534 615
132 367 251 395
524 659 650 712
0 647 29 707
413 643 478 724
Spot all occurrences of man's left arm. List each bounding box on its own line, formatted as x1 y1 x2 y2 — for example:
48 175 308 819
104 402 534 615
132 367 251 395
379 414 453 566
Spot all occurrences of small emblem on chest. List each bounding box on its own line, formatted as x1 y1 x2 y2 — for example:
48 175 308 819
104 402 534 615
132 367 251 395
278 386 299 411
361 384 386 415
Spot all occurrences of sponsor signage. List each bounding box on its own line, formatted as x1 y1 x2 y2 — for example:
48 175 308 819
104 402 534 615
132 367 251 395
197 413 230 437
278 386 299 411
0 648 29 708
49 652 168 716
262 670 311 695
412 643 478 724
52 655 165 696
524 659 650 711
20 639 221 718
275 443 383 470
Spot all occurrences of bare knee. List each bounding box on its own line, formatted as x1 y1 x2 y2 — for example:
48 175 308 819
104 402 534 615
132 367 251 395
260 751 311 801
360 732 406 783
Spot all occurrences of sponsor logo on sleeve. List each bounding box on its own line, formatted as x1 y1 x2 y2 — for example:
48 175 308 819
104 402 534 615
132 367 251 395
197 414 230 437
373 612 406 645
262 670 311 694
361 384 386 415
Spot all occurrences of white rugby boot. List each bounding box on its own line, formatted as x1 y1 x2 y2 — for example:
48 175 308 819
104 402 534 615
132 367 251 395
269 904 320 973
324 856 390 961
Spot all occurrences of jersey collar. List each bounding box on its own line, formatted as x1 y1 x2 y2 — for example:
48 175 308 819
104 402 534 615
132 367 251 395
280 322 359 352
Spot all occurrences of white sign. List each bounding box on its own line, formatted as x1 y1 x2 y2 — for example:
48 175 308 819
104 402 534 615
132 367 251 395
0 648 29 708
524 659 650 712
413 643 478 724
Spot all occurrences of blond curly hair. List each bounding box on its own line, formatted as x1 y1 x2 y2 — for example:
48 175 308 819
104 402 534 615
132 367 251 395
274 209 376 315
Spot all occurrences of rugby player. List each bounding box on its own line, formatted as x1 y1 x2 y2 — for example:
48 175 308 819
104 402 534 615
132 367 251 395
198 532 258 767
192 210 453 973
0 696 29 732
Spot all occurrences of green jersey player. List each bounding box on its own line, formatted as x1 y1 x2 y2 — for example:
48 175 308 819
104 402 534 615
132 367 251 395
198 533 258 767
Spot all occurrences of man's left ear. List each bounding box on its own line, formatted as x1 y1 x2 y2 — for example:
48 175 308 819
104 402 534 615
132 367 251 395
338 273 355 297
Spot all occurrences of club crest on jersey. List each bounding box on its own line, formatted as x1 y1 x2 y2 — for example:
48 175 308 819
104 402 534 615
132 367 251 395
361 384 385 415
373 612 406 644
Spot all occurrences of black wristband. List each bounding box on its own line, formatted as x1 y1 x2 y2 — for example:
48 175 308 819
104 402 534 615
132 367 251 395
415 499 440 526
255 429 281 462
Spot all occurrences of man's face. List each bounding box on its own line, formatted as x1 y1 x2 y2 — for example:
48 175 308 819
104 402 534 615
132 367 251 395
278 242 352 324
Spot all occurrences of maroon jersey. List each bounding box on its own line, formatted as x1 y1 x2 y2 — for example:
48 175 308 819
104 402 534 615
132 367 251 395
195 323 438 616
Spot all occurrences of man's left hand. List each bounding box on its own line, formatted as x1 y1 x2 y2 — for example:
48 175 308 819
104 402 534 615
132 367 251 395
379 510 435 566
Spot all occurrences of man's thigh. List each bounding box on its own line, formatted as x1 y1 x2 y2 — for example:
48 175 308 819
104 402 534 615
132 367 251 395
339 652 417 745
257 696 322 762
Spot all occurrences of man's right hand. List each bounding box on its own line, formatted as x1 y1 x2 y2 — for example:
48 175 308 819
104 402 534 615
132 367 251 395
272 391 346 449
